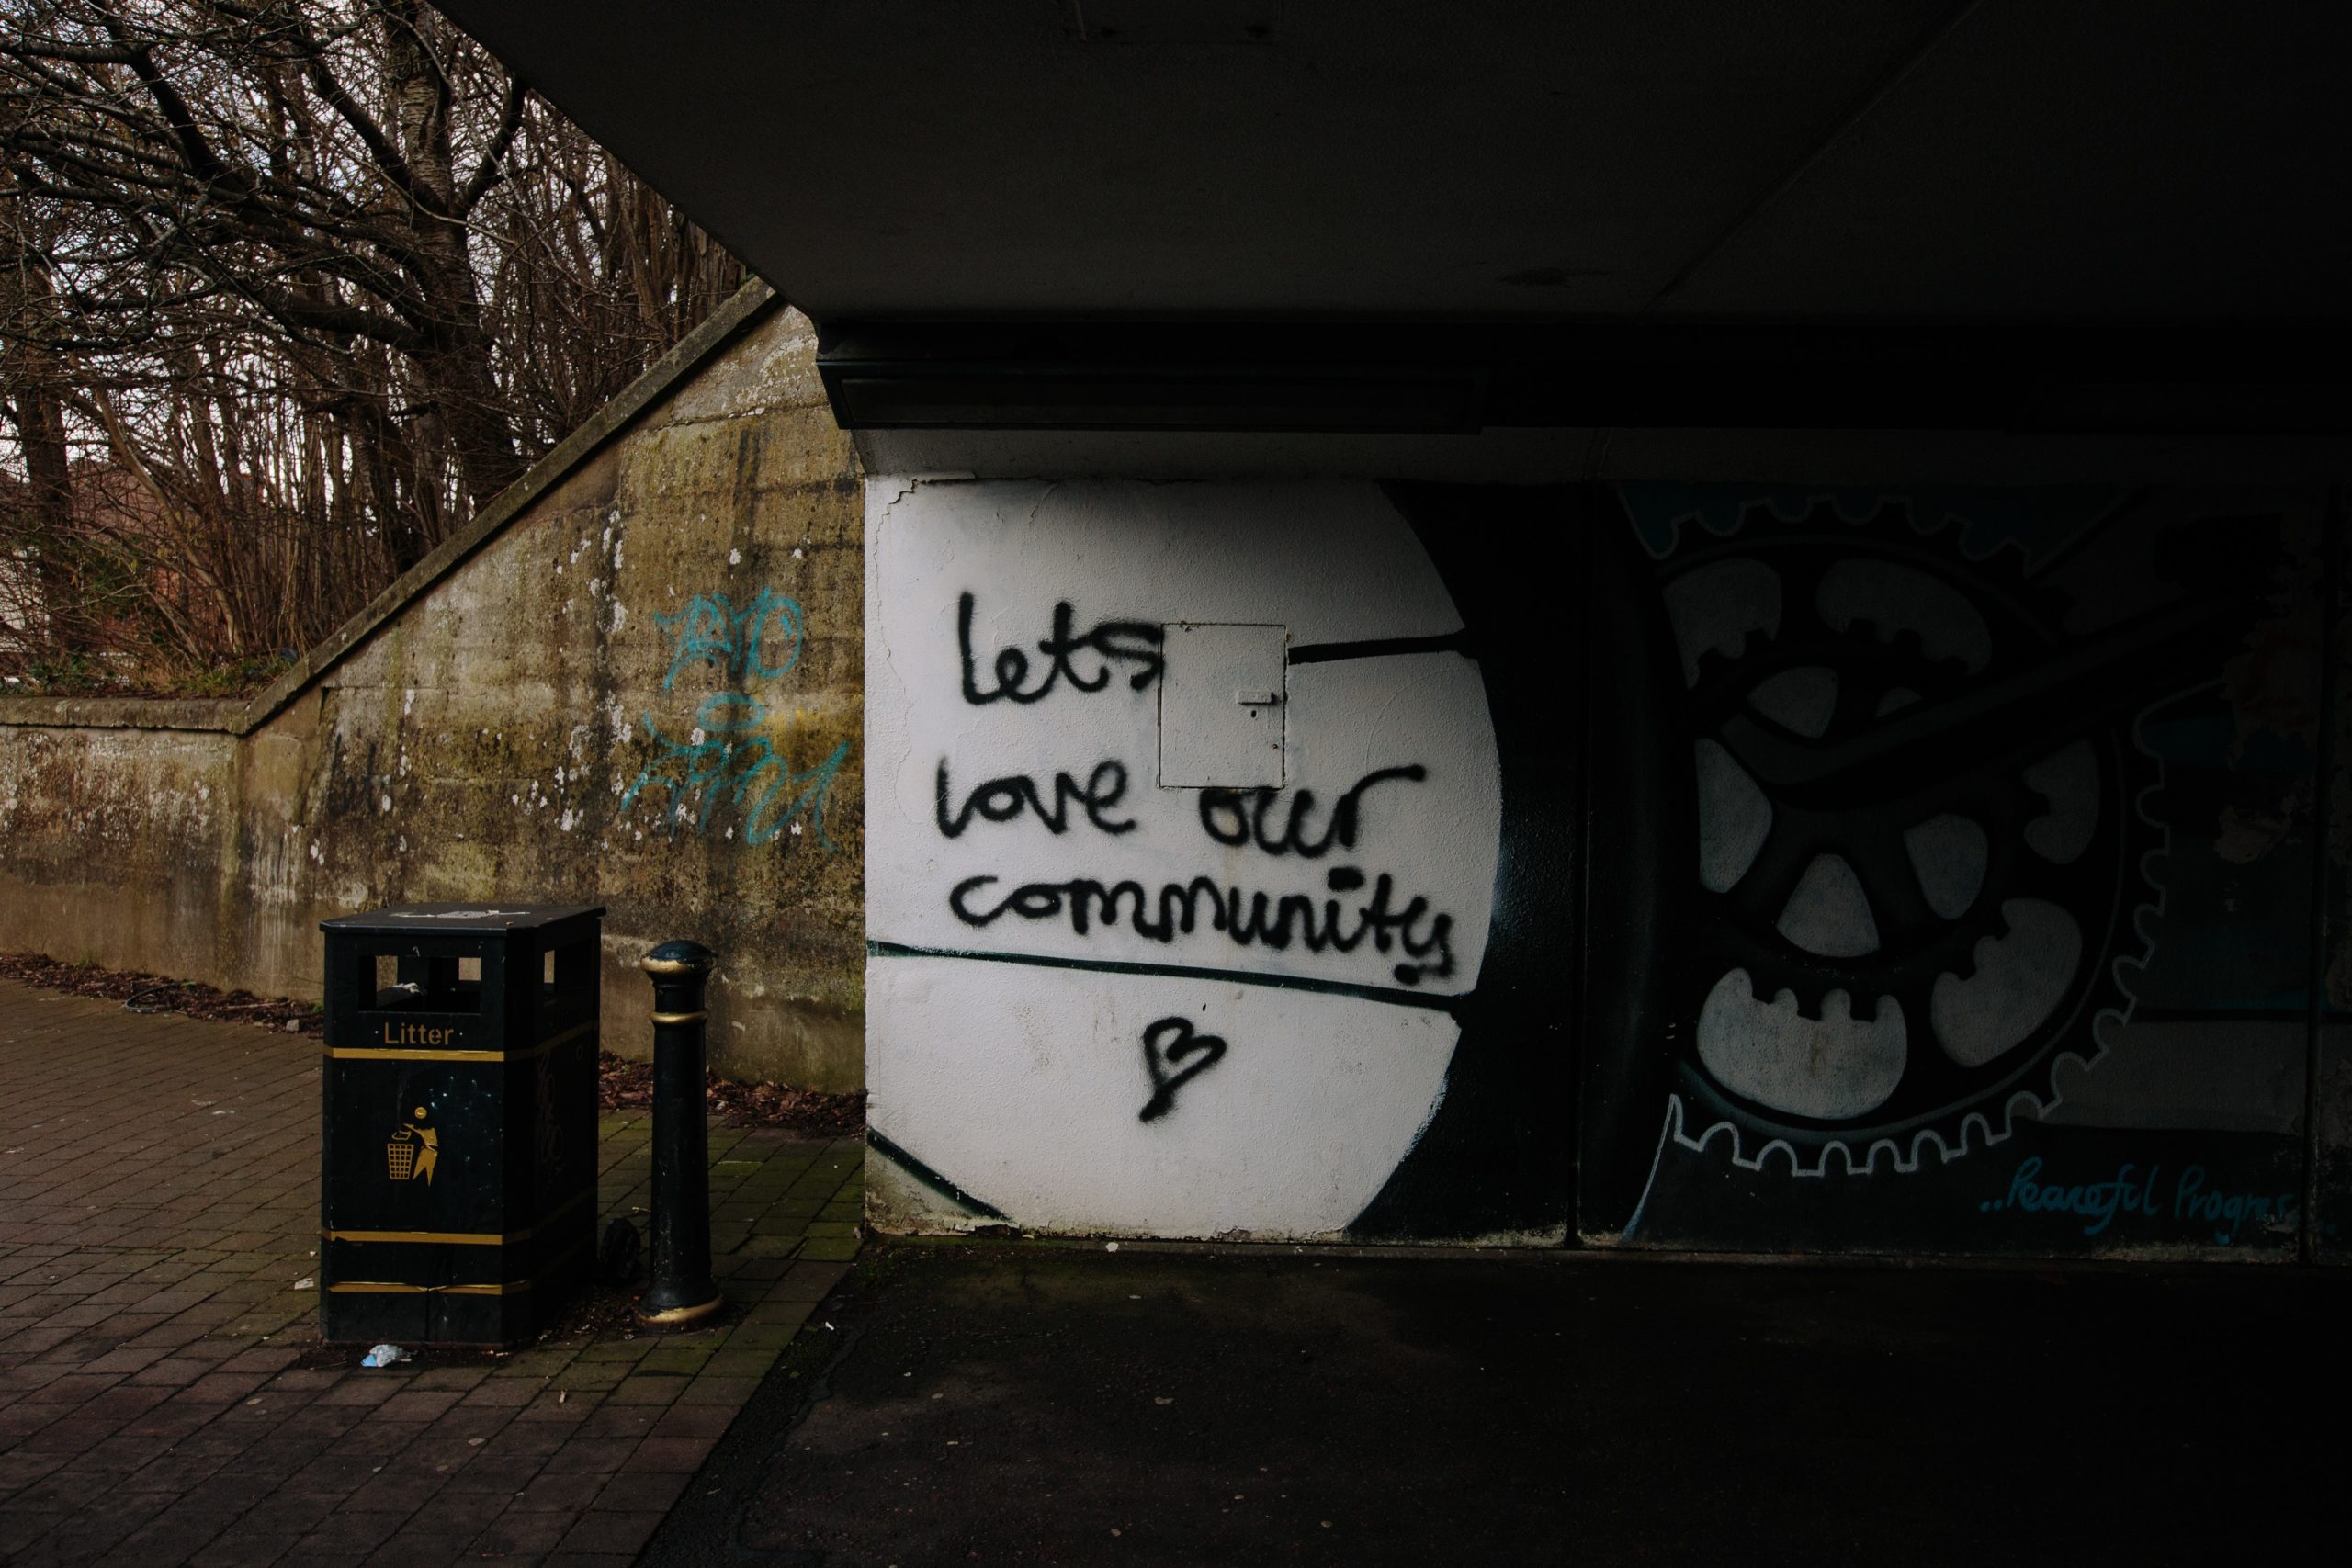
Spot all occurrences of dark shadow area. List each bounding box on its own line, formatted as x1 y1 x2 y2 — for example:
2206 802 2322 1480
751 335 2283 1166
648 1242 2346 1565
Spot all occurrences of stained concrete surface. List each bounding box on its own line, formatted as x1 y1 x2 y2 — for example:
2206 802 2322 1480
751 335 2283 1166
0 292 869 1093
648 1242 2347 1565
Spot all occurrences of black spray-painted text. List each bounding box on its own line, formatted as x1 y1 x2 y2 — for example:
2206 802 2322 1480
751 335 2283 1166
949 865 1454 987
1200 765 1427 857
958 593 1163 705
1138 1016 1227 1122
935 760 1136 839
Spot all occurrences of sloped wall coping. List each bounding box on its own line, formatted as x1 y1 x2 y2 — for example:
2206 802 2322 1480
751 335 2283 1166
0 278 783 738
0 696 243 731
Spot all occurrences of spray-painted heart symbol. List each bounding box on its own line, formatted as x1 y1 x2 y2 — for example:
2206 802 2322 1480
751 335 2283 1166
1137 1016 1227 1122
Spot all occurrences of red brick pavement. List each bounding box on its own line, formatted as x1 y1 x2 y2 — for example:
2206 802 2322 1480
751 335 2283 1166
0 980 861 1567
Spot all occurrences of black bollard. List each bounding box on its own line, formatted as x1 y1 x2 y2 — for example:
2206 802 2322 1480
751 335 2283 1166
638 940 723 1326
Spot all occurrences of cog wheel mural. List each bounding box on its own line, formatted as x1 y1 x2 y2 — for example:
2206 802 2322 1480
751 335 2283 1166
1655 500 2160 1175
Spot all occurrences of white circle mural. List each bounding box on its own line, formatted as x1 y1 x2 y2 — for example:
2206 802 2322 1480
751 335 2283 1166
864 479 1502 1238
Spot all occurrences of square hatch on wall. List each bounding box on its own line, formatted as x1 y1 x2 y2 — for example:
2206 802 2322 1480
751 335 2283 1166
1159 623 1286 788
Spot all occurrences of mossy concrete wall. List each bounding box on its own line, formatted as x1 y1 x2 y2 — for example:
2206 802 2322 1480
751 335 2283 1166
0 288 867 1090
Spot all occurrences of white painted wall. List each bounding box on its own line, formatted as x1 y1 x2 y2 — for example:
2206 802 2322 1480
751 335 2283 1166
865 479 1501 1237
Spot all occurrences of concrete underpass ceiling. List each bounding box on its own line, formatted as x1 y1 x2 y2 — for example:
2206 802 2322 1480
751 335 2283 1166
439 1 2345 322
439 3 2348 479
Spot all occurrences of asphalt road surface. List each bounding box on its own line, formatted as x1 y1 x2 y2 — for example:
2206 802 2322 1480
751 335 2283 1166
644 1242 2347 1566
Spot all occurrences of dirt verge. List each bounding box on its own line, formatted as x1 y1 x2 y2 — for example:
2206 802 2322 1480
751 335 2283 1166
0 949 864 1132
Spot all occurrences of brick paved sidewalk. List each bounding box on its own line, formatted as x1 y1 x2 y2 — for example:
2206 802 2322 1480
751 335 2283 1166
0 979 861 1567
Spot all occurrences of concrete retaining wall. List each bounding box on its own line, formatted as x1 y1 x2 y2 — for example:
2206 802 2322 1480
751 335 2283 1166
0 285 868 1090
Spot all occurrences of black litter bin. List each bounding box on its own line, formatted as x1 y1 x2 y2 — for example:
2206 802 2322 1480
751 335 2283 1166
318 902 605 1347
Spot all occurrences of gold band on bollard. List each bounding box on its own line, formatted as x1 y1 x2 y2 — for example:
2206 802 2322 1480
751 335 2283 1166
650 1009 707 1025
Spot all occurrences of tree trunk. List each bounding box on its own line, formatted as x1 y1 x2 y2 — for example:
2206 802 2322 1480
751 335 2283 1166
382 0 523 511
2 381 93 653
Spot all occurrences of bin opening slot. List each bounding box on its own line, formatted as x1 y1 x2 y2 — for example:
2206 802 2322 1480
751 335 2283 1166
540 940 597 1030
369 952 483 1013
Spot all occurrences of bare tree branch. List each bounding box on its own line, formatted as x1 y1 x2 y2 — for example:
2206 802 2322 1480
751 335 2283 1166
453 71 517 218
1 0 743 691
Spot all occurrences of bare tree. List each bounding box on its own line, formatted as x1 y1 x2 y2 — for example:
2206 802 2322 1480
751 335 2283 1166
0 0 742 685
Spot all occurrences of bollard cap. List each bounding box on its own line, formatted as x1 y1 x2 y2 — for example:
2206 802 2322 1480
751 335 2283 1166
641 939 718 976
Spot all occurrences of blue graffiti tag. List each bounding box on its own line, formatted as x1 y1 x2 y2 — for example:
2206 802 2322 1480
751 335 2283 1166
1979 1155 2301 1245
655 588 805 690
620 583 848 850
618 694 848 847
2172 1165 2301 1247
1979 1156 2165 1236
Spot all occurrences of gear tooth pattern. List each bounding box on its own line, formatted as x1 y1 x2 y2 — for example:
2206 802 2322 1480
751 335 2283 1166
1906 505 2086 650
1659 502 2164 1178
1794 498 1866 535
1668 1068 2133 1179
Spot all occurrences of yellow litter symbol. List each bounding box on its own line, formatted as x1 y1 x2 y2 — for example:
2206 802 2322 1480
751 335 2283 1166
388 1106 440 1184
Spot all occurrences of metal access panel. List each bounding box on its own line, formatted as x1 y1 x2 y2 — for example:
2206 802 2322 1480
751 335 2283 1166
1159 622 1287 787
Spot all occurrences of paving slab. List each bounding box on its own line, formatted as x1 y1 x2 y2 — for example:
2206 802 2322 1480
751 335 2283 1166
0 979 857 1568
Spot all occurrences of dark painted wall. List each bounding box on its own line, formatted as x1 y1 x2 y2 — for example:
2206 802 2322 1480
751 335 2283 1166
1421 483 2341 1258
